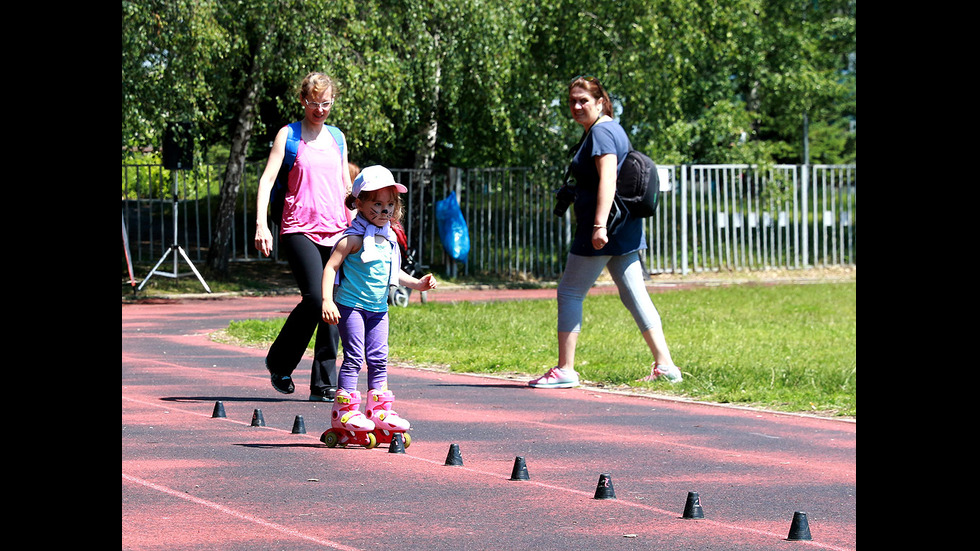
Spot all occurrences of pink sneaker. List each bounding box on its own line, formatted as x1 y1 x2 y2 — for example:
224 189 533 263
639 363 683 383
528 366 580 388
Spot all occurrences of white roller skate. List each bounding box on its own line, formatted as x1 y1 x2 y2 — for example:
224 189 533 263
320 389 377 449
365 388 411 448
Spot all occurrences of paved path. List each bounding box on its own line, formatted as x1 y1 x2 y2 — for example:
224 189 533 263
122 290 855 551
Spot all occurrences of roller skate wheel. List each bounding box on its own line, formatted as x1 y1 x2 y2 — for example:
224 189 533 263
366 432 378 449
402 433 412 448
321 430 340 448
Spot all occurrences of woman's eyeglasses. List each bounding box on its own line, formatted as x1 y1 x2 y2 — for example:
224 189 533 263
305 99 335 110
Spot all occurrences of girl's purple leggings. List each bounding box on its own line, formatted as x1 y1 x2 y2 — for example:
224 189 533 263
336 305 389 391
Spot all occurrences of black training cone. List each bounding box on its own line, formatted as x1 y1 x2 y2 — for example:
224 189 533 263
593 473 616 500
250 409 265 427
787 511 812 541
682 491 705 519
291 415 306 434
509 457 530 480
388 432 406 454
445 443 463 466
211 401 226 418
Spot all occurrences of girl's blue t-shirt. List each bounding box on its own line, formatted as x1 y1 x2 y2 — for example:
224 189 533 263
335 236 395 312
568 120 646 257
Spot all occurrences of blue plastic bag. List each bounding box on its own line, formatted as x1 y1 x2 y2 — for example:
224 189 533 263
435 192 470 263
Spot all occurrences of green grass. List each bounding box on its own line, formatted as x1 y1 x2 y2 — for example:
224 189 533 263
222 282 855 418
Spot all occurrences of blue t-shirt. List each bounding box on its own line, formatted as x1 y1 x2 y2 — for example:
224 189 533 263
335 236 396 313
569 120 645 256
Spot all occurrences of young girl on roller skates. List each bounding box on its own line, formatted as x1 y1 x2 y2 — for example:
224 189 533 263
320 165 437 449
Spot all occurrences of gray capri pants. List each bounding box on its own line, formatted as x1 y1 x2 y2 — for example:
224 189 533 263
557 252 661 333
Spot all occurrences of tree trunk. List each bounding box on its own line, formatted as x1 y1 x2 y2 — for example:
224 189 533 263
414 32 441 173
206 65 263 277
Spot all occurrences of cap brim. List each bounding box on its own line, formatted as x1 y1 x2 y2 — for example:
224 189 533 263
361 182 407 194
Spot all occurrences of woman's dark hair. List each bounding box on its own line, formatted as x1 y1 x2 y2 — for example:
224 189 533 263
568 75 613 117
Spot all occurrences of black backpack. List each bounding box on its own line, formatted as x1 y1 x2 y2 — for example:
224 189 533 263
615 149 661 218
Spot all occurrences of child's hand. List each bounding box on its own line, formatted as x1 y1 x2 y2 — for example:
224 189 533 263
322 301 341 325
417 273 437 291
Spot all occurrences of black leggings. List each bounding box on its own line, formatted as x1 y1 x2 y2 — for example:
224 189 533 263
265 233 340 393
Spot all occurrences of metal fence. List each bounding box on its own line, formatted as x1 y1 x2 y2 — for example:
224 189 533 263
648 164 857 274
122 163 855 280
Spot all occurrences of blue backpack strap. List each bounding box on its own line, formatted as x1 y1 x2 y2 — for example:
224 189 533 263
270 121 304 221
282 121 303 169
325 125 345 157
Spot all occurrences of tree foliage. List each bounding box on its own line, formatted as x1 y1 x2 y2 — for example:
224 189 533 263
122 0 855 273
123 0 855 167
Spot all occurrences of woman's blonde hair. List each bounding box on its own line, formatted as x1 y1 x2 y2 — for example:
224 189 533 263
298 72 335 102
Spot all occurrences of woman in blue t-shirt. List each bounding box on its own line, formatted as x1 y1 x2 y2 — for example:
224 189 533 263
529 76 683 389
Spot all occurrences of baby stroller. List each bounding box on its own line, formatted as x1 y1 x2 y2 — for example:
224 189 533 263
388 222 428 307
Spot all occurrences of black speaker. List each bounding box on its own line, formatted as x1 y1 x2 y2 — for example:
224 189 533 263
163 122 194 170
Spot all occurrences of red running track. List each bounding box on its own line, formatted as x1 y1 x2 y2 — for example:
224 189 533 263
122 290 855 551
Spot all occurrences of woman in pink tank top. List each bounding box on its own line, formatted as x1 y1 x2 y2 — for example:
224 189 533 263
254 71 353 403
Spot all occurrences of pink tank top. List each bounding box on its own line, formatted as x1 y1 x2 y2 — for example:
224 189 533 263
280 138 351 246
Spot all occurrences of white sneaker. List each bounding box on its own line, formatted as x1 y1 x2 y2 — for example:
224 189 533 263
645 363 683 383
528 366 580 389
